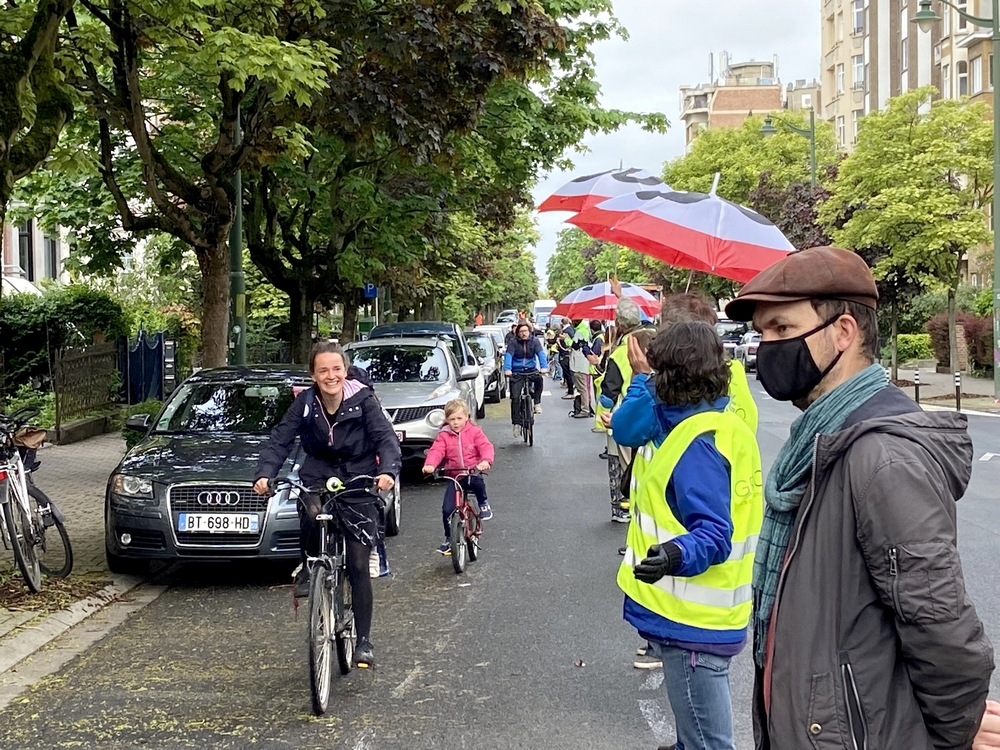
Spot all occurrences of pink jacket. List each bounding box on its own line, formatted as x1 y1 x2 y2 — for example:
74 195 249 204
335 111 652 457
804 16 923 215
424 423 495 476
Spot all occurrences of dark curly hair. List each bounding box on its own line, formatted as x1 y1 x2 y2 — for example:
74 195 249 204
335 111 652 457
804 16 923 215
647 321 730 407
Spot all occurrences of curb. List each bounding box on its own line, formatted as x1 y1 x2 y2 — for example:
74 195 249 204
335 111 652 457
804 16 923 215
919 404 1000 419
0 574 146 676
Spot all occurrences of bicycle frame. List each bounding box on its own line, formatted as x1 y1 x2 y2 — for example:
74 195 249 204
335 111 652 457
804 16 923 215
439 471 484 539
0 443 35 552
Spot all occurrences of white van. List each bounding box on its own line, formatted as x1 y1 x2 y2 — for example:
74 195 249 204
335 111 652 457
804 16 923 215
532 299 558 328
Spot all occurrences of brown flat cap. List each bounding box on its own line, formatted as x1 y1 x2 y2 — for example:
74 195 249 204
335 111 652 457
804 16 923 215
725 246 878 322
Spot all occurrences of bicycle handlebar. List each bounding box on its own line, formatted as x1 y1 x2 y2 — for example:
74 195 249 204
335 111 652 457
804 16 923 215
0 406 41 434
268 474 380 497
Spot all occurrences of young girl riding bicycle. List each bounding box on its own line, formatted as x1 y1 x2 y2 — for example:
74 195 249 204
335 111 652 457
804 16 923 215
422 399 495 555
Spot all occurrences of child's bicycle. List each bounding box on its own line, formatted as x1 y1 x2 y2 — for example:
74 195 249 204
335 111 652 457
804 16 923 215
269 474 381 716
437 470 486 574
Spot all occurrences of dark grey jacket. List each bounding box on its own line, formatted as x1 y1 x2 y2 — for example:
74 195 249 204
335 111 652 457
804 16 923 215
754 387 994 750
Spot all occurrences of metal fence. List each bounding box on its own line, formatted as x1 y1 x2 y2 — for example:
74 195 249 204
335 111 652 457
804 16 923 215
247 341 291 364
54 342 119 438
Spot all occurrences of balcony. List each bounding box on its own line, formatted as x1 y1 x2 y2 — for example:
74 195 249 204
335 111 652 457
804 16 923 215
825 47 840 69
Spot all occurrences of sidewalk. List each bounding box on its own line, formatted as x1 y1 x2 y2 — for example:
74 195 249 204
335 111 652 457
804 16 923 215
1 433 126 596
893 368 1000 414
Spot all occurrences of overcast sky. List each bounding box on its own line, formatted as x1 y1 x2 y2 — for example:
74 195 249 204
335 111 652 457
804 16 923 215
530 0 821 287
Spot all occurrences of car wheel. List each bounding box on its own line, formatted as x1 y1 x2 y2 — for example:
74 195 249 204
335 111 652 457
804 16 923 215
385 483 401 537
106 545 150 576
476 399 486 420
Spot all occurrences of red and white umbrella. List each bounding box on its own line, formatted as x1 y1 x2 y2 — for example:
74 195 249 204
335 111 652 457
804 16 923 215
537 168 668 214
568 189 795 283
551 281 660 322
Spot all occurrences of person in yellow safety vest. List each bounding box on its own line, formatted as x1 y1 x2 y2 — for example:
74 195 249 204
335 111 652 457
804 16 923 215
568 319 593 418
617 321 763 750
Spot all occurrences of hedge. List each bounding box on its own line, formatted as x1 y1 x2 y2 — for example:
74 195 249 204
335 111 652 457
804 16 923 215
925 313 993 371
883 334 933 363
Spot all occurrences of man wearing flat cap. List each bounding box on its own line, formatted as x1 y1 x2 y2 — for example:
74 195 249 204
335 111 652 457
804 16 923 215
726 246 994 750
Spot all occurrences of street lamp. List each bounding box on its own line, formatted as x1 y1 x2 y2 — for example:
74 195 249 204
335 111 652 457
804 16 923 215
760 110 818 186
914 0 1000 398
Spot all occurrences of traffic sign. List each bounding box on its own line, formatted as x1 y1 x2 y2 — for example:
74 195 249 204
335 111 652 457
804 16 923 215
363 283 377 299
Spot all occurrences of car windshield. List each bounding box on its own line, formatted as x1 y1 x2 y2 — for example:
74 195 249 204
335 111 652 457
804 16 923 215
716 321 747 338
467 336 493 358
154 382 295 434
350 345 448 383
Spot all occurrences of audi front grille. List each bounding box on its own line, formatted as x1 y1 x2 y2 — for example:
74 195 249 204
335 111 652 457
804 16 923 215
167 483 269 548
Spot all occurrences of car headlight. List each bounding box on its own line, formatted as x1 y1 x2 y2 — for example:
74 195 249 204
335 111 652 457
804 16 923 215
427 409 446 428
111 474 154 499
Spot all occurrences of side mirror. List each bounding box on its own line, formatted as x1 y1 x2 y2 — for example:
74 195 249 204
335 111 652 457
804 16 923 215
477 356 486 366
458 365 480 381
125 414 152 431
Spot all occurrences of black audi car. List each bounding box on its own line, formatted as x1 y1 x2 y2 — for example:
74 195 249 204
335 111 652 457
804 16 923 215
105 366 401 573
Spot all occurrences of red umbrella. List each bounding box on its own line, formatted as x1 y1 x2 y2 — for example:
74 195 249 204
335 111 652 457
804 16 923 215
551 282 660 321
538 168 668 214
568 189 794 283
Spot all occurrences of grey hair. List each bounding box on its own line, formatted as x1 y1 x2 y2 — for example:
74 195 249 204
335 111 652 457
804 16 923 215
615 298 642 331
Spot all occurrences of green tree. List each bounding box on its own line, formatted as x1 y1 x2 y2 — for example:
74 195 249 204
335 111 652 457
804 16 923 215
0 0 76 284
663 113 838 206
820 87 992 376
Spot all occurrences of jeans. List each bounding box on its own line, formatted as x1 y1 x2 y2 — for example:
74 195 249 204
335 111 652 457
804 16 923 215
442 475 488 539
510 372 542 426
551 358 562 380
652 643 736 750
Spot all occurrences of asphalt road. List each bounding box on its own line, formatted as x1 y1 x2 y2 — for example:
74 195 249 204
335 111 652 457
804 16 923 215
1 378 999 750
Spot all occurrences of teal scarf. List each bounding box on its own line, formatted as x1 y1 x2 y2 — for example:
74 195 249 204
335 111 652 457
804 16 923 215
752 363 889 665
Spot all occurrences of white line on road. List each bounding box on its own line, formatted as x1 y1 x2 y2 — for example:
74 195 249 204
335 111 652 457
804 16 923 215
980 453 999 461
640 670 664 691
638 698 674 744
352 728 374 750
391 667 422 698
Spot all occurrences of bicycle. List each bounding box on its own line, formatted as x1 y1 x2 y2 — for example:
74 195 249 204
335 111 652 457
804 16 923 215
509 371 539 447
0 407 73 592
270 474 381 716
437 469 486 574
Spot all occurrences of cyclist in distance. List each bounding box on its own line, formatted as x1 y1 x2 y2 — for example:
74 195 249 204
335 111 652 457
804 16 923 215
253 342 401 668
503 321 549 437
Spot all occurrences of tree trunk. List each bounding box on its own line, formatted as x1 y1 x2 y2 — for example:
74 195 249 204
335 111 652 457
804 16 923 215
890 297 898 382
197 243 231 368
948 285 959 374
0 199 7 301
289 284 314 364
341 290 360 343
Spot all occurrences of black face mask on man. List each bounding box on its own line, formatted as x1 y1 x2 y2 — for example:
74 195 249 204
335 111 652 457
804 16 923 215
755 315 844 402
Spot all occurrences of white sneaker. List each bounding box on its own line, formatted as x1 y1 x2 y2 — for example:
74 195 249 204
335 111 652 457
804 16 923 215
633 655 663 670
513 424 522 437
534 405 542 414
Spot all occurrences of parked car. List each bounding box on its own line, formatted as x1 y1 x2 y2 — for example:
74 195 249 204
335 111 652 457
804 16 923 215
473 325 508 355
495 309 519 325
734 331 761 372
368 321 486 418
466 331 505 402
716 317 749 357
345 338 480 466
104 366 404 574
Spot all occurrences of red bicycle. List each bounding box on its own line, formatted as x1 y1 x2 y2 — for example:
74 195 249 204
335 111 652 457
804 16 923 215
438 470 485 574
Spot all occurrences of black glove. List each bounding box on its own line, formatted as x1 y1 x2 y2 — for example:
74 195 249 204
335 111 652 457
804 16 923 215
633 543 683 584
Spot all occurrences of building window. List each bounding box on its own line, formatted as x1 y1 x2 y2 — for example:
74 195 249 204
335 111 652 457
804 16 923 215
901 6 909 72
959 60 969 95
837 63 845 94
943 63 951 98
837 12 845 41
43 235 59 279
853 0 865 34
958 0 968 30
801 93 813 109
853 55 865 88
17 220 34 282
837 115 846 147
853 110 862 142
972 56 983 93
943 2 951 34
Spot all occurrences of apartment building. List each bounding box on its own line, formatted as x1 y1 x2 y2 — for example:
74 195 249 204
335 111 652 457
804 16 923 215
1 217 70 293
679 59 785 147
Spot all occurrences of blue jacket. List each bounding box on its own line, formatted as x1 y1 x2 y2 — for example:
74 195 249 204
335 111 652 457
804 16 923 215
503 336 548 374
616 391 744 651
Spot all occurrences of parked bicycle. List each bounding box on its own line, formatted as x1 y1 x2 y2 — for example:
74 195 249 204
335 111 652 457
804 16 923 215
509 371 539 447
437 469 486 574
270 474 382 716
0 407 73 592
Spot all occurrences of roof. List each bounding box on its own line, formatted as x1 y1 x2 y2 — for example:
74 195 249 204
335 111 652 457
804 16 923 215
369 322 460 337
185 365 310 383
346 337 450 349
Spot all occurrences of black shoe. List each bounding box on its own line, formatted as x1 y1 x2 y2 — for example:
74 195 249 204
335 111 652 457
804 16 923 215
293 566 310 598
598 450 611 460
618 546 627 556
570 411 590 419
657 745 677 750
355 637 375 668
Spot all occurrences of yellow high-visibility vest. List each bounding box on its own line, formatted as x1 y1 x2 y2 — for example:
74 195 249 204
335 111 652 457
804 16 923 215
617 410 763 631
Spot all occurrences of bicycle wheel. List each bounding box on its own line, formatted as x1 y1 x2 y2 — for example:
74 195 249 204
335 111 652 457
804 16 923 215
2 483 41 593
449 510 466 574
333 563 355 674
466 512 480 562
29 485 73 578
308 564 334 715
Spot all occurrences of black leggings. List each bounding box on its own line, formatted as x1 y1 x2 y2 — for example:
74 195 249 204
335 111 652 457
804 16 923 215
299 501 374 642
510 372 542 425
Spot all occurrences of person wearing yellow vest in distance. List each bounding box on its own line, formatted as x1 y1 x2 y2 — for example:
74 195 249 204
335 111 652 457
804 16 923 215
584 319 605 408
568 319 593 417
616 322 763 750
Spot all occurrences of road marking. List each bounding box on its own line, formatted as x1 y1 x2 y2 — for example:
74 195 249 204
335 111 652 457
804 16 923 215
391 667 422 698
980 453 999 462
352 728 374 750
638 698 674 743
542 391 552 397
640 670 664 691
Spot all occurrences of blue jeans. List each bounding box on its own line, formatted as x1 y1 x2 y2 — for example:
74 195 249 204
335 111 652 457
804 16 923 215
652 643 736 750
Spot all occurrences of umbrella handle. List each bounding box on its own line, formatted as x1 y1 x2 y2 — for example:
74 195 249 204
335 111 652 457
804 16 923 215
710 173 720 195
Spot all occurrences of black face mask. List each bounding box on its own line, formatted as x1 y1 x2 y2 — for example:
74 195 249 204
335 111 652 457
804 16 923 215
756 315 844 402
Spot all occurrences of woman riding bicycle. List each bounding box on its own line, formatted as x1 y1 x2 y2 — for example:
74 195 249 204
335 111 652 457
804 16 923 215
503 321 548 437
253 342 401 668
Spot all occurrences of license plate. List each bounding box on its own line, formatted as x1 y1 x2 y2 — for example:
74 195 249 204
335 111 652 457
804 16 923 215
395 430 405 441
177 513 259 533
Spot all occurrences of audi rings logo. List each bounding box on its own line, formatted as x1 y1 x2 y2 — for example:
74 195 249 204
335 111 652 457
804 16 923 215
197 490 241 506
